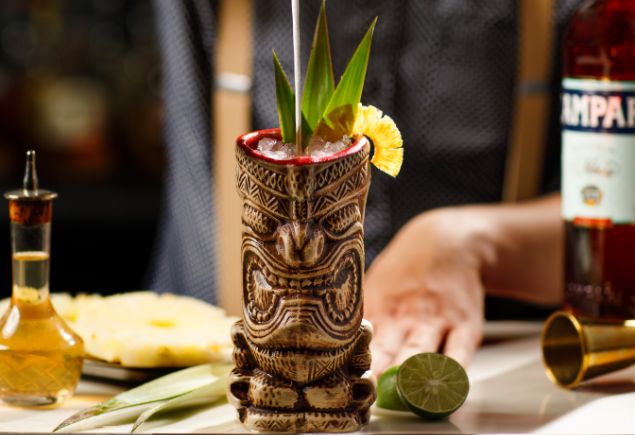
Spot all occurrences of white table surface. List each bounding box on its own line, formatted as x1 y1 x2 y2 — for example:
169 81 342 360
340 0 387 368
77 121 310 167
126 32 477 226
2 321 635 434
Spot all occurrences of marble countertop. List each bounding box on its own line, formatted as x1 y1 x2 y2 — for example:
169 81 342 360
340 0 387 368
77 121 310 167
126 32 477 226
2 321 635 434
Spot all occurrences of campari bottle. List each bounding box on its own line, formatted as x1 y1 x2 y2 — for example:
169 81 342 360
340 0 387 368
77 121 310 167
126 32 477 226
561 0 635 319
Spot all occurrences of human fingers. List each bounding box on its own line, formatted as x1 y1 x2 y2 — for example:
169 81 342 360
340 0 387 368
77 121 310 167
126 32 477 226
370 317 410 375
393 319 447 366
368 318 390 373
443 320 483 367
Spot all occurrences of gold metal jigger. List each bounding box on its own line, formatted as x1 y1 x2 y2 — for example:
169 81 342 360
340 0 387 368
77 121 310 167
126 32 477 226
542 311 635 389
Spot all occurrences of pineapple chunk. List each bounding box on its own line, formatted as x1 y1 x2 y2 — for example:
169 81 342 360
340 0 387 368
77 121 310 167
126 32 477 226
0 292 237 368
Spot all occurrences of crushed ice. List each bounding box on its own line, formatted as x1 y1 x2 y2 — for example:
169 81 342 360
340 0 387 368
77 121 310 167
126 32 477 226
257 136 352 160
256 137 292 160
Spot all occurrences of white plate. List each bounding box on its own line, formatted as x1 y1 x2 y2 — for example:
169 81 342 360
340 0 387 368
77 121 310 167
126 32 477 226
82 358 177 383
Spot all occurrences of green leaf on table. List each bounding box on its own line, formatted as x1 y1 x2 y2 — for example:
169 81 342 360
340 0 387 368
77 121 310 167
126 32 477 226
317 17 377 141
301 0 335 133
53 363 232 433
273 49 296 144
54 403 154 434
131 372 228 433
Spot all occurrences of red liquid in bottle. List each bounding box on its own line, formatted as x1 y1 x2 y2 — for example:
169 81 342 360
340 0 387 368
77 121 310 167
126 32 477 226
562 0 635 320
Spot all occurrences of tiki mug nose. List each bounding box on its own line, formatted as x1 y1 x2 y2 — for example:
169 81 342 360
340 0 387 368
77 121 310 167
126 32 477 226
276 221 325 268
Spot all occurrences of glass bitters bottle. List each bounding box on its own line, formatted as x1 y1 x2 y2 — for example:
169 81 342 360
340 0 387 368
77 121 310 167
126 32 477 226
0 151 84 406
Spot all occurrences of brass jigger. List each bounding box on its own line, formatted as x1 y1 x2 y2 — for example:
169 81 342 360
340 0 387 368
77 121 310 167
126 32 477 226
542 311 635 388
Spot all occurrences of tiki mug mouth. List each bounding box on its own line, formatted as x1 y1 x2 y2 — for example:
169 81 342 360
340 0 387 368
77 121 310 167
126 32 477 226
236 128 369 166
241 246 364 349
236 129 371 358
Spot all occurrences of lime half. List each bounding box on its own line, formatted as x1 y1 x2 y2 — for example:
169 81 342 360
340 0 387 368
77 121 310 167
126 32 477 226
376 366 409 411
396 353 469 419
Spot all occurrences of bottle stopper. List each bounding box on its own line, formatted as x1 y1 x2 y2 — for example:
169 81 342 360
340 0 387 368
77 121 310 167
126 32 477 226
5 150 57 225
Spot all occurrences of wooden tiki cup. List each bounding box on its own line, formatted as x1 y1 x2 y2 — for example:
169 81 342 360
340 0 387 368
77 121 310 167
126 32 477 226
228 129 375 432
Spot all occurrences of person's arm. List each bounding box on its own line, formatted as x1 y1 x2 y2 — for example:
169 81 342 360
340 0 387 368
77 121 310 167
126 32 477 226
479 194 563 305
365 194 562 373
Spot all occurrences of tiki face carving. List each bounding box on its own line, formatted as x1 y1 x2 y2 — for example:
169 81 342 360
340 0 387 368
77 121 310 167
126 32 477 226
237 139 370 356
237 140 370 350
231 131 375 432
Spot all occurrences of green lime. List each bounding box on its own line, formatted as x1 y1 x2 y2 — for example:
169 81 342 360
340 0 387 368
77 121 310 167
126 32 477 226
396 353 469 419
376 366 408 411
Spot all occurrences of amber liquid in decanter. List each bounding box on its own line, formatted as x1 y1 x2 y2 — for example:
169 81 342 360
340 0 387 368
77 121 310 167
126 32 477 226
0 151 84 406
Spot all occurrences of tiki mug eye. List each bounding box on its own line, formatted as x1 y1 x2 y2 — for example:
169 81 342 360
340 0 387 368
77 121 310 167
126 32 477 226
243 204 278 236
322 204 362 235
244 254 280 324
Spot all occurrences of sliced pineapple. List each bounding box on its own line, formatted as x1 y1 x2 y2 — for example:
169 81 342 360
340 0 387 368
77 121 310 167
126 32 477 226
352 104 404 177
0 291 237 368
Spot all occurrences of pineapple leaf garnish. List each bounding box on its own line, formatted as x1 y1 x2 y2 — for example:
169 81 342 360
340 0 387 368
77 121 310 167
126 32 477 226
273 49 296 144
273 2 377 149
313 104 356 144
317 17 377 142
301 0 335 135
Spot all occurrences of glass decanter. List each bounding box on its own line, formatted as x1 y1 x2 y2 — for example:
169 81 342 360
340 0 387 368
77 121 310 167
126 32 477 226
0 151 84 406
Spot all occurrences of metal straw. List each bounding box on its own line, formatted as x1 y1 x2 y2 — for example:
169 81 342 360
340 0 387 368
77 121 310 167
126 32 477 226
292 0 302 155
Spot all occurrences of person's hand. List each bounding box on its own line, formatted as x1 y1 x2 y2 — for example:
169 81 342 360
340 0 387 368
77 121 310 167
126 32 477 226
364 195 563 374
365 208 488 373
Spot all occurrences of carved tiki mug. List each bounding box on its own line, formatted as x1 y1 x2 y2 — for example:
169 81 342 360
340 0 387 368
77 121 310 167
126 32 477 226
228 130 375 432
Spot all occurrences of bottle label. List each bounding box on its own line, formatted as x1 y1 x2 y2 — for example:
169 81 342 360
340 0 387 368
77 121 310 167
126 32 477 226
562 78 635 225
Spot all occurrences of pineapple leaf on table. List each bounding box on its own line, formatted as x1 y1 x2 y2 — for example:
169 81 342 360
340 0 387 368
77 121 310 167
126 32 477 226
131 372 228 433
54 403 150 434
301 0 335 135
53 363 232 433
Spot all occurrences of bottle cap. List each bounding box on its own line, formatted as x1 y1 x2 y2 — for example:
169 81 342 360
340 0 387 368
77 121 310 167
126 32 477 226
4 150 57 201
5 150 57 225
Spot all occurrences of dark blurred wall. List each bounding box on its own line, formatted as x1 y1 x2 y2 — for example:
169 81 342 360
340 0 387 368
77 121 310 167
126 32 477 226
0 0 165 296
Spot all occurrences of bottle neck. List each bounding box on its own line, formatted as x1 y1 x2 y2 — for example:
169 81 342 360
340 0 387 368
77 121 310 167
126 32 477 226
563 0 635 81
11 222 51 305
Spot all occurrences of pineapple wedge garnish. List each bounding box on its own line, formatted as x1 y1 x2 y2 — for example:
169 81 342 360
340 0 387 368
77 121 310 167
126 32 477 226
352 104 404 177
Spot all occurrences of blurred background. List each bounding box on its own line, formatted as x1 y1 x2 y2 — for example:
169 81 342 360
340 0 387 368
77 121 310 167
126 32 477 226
0 0 164 296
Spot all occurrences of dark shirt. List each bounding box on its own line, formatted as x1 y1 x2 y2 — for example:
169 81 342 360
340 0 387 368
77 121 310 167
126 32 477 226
252 0 582 264
149 0 582 305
